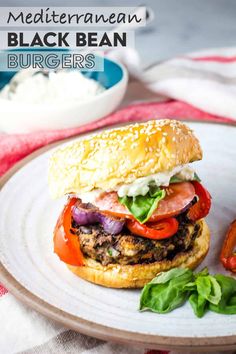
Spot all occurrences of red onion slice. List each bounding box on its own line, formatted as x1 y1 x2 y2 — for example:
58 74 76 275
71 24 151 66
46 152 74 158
72 200 125 235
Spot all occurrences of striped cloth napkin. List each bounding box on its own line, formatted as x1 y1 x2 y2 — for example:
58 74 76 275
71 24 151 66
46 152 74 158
0 48 236 354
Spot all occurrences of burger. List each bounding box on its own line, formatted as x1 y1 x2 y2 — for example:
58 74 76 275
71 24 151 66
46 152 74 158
48 119 211 288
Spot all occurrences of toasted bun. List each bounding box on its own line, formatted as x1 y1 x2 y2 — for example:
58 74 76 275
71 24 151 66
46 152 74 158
48 120 202 198
67 219 210 288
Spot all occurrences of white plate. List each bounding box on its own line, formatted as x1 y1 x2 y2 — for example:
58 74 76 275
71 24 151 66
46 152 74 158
0 121 236 351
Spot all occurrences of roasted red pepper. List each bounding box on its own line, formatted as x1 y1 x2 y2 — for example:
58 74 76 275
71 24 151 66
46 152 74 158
188 181 211 221
126 217 179 240
220 219 236 272
54 197 84 266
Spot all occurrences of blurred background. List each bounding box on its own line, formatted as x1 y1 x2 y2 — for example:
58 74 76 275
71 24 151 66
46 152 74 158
2 0 236 67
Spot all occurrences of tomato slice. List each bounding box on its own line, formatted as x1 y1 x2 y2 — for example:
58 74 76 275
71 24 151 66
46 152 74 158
187 181 211 221
126 218 179 240
54 198 84 266
150 182 195 221
94 182 195 221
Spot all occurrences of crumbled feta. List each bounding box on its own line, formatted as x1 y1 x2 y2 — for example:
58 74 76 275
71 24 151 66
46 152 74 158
0 70 105 104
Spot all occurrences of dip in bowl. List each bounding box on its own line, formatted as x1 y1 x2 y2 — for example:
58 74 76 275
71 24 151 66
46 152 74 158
0 57 128 133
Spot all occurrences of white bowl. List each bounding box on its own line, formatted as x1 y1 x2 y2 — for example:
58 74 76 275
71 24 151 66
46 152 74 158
0 58 128 133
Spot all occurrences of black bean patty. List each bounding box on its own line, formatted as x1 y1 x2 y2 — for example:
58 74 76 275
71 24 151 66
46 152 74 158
71 210 201 266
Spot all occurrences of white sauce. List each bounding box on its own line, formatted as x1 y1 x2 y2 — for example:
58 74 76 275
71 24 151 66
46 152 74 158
0 70 105 104
75 164 196 202
175 165 195 181
75 189 103 204
117 165 195 197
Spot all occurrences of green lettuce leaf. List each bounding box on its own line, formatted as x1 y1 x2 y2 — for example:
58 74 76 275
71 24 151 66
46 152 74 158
209 274 236 314
150 268 189 284
189 292 208 318
138 267 236 318
188 273 222 317
196 275 221 305
139 268 193 314
118 187 165 223
194 267 209 278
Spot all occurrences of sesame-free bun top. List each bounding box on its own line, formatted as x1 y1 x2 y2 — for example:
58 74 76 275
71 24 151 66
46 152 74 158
48 119 202 198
